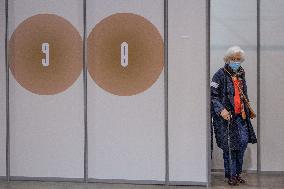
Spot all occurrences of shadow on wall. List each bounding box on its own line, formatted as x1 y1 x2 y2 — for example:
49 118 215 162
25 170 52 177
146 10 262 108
243 146 253 170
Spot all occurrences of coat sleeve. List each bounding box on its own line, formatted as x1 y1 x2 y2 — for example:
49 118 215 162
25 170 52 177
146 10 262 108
211 71 225 115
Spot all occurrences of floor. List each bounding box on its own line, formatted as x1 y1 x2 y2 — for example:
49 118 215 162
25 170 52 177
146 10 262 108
0 173 283 189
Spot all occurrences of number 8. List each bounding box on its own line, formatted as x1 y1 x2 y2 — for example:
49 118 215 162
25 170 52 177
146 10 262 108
121 42 128 68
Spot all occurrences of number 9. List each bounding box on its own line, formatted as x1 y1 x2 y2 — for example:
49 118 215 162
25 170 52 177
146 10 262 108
42 43 49 67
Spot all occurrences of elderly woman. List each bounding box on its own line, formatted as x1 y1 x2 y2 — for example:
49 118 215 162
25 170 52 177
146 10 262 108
211 46 257 185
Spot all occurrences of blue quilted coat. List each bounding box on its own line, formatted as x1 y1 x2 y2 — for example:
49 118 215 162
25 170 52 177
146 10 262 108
211 65 257 152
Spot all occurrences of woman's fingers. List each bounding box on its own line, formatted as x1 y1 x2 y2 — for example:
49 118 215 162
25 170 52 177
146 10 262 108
221 108 230 120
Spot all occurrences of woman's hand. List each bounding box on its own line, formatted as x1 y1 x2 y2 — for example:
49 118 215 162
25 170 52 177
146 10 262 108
220 109 231 120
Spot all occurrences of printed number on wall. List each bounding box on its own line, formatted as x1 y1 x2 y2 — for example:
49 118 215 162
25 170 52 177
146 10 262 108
42 42 49 67
121 42 128 68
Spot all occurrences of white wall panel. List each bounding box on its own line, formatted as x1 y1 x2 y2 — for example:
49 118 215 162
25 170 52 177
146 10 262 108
260 0 284 172
169 0 207 183
0 0 6 177
87 0 165 181
9 0 84 178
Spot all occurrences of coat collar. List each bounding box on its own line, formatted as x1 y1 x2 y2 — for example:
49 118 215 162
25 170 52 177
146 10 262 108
224 64 245 79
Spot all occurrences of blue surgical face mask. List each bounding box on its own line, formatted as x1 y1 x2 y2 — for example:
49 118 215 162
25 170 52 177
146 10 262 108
229 61 241 71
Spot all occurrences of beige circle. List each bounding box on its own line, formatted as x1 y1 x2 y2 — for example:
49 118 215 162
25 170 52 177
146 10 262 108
88 13 164 96
9 14 83 95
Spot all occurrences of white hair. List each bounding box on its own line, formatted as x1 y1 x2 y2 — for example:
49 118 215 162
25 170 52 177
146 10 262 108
223 46 245 63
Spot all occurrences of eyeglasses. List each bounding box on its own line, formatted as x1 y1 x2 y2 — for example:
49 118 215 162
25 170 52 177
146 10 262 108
230 57 242 61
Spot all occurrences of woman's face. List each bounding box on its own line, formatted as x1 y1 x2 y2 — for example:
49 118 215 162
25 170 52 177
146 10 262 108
229 52 242 62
